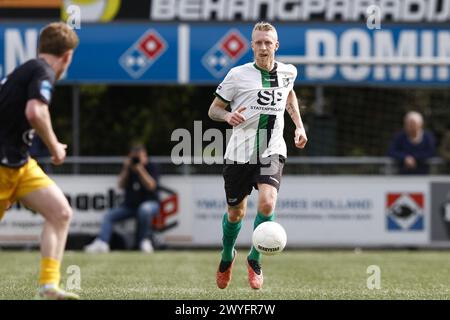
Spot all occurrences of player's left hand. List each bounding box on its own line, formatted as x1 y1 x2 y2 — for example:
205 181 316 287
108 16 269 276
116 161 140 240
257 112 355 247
294 127 307 149
50 142 67 165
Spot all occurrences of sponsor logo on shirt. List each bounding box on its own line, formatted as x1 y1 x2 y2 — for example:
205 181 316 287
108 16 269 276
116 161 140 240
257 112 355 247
40 80 53 102
256 90 283 106
22 129 35 147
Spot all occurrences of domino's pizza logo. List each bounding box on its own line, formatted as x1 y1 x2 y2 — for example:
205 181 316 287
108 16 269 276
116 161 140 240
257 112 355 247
119 30 167 79
202 30 249 78
386 193 424 231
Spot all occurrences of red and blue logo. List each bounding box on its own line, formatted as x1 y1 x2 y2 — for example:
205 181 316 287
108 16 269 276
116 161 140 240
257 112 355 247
202 29 249 78
386 193 424 231
119 30 167 78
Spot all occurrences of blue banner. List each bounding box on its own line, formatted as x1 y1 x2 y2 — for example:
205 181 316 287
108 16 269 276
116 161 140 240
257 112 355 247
190 24 450 86
0 23 449 86
0 23 179 84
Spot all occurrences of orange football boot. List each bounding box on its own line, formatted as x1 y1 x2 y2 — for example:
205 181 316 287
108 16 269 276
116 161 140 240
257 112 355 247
247 257 263 290
216 250 237 289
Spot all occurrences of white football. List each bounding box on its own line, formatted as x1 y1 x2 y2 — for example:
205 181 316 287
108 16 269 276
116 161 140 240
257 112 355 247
252 221 287 256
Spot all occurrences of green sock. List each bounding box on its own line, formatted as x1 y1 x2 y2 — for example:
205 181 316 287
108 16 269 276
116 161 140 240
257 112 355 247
248 211 274 262
221 213 242 262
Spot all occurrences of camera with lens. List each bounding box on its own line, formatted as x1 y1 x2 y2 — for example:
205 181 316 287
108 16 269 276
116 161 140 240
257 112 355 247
131 156 140 165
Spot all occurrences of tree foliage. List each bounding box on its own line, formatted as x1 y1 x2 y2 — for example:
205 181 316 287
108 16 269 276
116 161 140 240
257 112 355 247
50 85 450 157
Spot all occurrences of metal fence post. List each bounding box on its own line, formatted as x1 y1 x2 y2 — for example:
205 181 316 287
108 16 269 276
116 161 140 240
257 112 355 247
72 85 80 174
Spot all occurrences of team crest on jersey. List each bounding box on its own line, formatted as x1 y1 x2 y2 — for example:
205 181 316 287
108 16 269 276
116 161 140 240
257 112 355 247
282 78 290 87
40 80 53 102
22 129 36 146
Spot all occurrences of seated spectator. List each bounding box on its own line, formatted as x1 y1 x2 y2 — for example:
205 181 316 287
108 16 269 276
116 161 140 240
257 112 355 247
388 111 436 174
84 142 160 253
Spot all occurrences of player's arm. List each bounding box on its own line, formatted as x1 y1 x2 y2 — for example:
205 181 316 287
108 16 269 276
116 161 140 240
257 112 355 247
208 97 246 126
286 90 307 149
25 99 67 165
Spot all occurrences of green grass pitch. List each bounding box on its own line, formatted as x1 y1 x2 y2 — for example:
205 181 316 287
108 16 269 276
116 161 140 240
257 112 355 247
1 250 450 299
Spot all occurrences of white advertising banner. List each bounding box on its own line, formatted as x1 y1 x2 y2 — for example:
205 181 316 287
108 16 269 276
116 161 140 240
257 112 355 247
1 175 444 247
190 176 431 246
0 176 121 244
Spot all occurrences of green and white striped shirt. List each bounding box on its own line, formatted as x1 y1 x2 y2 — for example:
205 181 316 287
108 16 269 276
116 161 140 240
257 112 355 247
215 61 297 163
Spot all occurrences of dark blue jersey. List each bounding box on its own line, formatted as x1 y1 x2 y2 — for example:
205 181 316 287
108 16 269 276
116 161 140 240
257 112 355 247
0 58 55 168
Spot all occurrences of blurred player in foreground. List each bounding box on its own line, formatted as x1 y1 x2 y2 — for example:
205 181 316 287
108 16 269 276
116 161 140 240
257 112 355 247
0 22 79 299
208 22 307 289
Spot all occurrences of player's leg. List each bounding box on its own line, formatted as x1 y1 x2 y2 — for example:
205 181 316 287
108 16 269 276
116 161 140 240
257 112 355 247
136 200 160 252
19 184 79 299
246 183 277 289
217 162 252 289
20 185 70 266
221 162 253 262
0 165 17 221
216 197 247 289
248 183 277 262
85 205 135 252
250 155 284 262
0 200 10 221
246 155 285 289
222 198 247 260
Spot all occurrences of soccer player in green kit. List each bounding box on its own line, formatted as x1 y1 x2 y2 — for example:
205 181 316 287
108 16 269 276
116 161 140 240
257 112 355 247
208 22 308 290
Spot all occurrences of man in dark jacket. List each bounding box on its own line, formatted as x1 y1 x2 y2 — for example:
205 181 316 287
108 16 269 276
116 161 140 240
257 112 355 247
388 111 436 174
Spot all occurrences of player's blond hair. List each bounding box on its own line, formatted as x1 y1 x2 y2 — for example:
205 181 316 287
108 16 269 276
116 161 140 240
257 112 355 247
252 21 278 40
39 22 79 57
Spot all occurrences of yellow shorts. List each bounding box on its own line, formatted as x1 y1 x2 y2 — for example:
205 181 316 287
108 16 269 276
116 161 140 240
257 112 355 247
0 158 54 220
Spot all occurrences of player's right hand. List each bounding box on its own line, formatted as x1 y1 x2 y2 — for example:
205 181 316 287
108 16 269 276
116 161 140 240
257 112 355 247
225 106 246 126
51 142 67 165
294 127 308 149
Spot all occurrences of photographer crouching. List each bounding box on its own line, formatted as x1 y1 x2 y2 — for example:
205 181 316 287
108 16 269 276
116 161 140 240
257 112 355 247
84 142 160 253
